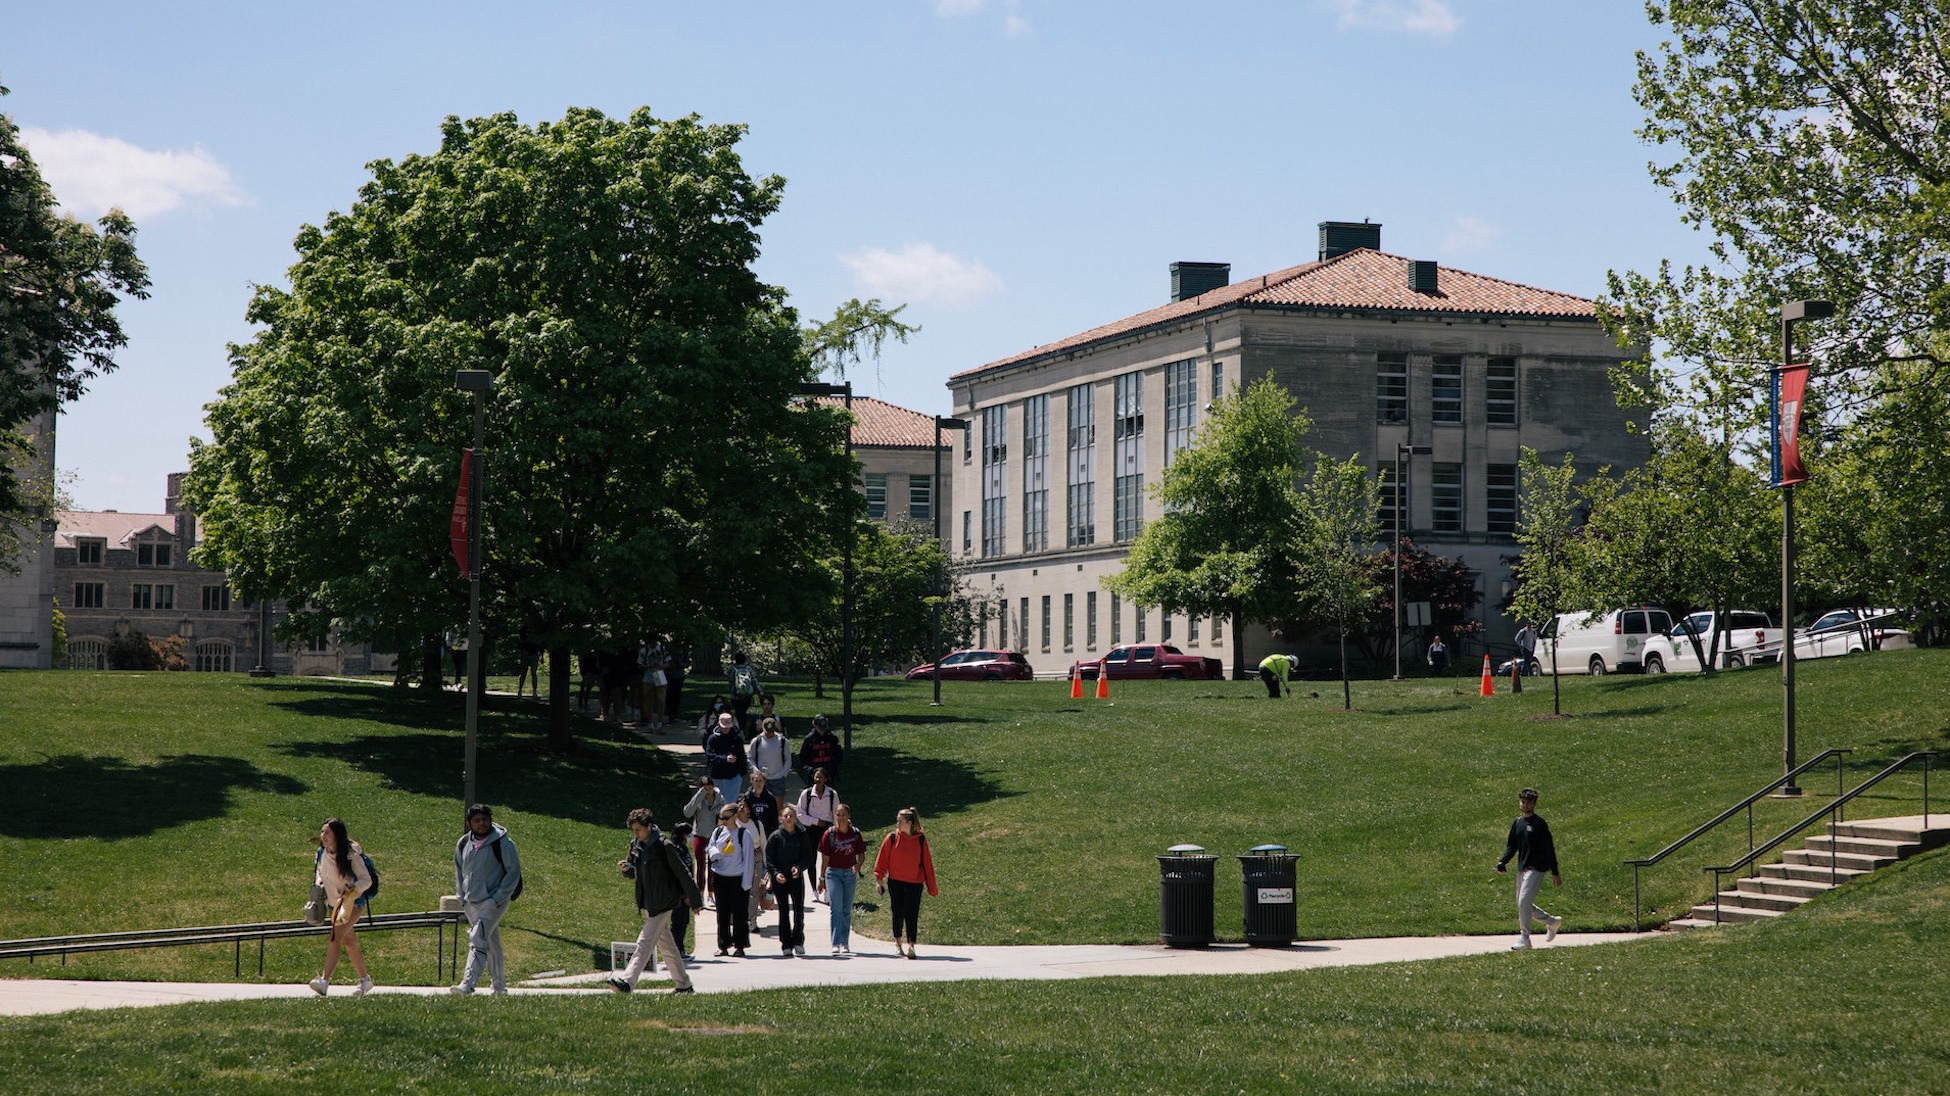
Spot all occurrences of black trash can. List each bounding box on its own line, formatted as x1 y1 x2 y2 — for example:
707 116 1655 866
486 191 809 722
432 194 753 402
1238 844 1299 947
1157 844 1216 948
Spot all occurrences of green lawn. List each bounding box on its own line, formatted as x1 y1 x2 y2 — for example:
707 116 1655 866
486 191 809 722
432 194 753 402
2 651 1947 987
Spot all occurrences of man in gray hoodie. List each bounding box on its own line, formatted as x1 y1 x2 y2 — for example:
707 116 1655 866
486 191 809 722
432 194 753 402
451 804 523 994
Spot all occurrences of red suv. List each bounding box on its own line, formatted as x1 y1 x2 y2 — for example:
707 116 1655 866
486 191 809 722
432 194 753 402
906 649 1036 682
1073 644 1225 681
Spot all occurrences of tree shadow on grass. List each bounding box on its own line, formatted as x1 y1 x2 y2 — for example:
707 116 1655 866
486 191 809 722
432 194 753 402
0 755 307 840
834 746 1014 831
264 684 513 734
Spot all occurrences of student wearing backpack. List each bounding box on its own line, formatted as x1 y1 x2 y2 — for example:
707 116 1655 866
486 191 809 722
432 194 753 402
608 808 701 994
872 807 940 960
726 651 762 731
308 817 375 996
451 804 523 995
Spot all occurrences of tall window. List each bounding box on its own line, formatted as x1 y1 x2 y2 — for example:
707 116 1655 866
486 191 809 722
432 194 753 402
1376 461 1401 532
1164 359 1196 463
981 405 1007 557
1487 357 1518 426
1086 591 1098 648
73 582 104 609
76 538 104 565
1432 355 1463 425
138 542 173 566
1063 593 1075 651
131 584 153 610
864 474 888 520
979 603 990 648
153 584 175 610
1213 613 1223 642
909 475 932 522
1189 616 1200 644
1134 605 1147 642
1487 463 1519 534
194 641 234 673
1376 352 1408 424
1161 613 1172 642
1066 384 1096 547
1040 595 1052 653
1432 462 1464 533
1022 394 1049 553
1113 372 1144 541
1110 593 1122 645
1211 360 1224 403
962 511 972 554
1019 597 1030 652
202 585 231 612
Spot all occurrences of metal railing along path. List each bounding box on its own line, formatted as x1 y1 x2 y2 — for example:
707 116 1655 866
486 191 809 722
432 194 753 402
0 909 462 979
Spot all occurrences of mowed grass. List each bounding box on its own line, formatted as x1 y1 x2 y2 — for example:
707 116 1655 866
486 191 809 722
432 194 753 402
4 848 1949 1094
1 651 1947 986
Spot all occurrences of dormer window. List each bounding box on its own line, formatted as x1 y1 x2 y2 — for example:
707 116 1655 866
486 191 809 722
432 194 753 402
138 542 173 567
76 538 105 565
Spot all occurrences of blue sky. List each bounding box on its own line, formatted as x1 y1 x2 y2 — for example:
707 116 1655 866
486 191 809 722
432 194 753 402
6 1 1706 512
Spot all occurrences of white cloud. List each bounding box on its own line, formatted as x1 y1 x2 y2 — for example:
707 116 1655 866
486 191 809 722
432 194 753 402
935 0 986 15
1442 215 1499 256
936 0 1029 36
19 126 248 220
840 243 1003 309
1006 13 1029 37
1321 0 1460 37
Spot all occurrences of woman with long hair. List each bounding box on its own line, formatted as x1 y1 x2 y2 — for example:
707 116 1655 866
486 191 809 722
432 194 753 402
309 817 374 995
815 803 868 955
872 807 939 959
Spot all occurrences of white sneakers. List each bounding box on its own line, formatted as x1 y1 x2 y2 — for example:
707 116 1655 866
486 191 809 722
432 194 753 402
308 976 330 996
793 945 806 957
354 975 374 997
1545 916 1562 943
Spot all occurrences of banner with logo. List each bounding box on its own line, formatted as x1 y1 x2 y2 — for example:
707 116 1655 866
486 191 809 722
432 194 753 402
1770 364 1811 487
450 448 473 578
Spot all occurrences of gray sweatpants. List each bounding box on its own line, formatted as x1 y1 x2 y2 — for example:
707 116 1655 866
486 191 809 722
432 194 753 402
1516 869 1556 944
461 899 508 992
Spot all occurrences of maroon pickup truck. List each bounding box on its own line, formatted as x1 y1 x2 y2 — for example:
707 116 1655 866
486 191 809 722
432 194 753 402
1073 644 1225 681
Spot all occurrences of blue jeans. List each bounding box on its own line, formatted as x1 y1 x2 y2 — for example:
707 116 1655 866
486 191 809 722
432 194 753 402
712 775 744 806
825 868 858 948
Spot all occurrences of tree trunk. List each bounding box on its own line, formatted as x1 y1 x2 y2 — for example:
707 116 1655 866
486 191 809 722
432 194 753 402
547 642 575 751
1231 603 1247 681
1338 619 1352 710
421 635 445 702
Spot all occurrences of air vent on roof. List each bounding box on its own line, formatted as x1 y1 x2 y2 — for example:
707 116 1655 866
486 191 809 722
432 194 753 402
1408 260 1440 294
1170 261 1231 303
1318 220 1382 260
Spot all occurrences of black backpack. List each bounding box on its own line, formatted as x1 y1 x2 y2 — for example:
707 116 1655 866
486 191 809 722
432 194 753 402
490 834 524 901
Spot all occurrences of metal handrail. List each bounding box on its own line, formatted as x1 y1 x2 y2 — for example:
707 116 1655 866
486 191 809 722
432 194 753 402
0 909 462 979
1622 749 1851 931
1703 751 1934 921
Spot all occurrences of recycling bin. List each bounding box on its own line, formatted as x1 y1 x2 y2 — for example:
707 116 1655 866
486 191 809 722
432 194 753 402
1157 843 1216 948
1238 844 1299 947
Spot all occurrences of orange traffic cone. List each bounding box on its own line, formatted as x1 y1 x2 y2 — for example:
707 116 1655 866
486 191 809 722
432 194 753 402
1095 666 1110 700
1480 654 1495 697
1070 664 1083 699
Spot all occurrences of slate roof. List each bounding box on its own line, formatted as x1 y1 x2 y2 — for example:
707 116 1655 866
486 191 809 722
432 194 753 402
55 511 185 548
813 395 948 449
951 248 1597 381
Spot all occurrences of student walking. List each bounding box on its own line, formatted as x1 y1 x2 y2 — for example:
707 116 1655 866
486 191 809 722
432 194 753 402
704 712 748 805
608 808 700 994
1495 787 1562 950
307 817 374 996
707 805 756 957
873 807 940 959
797 714 843 786
766 806 817 957
451 805 522 994
816 804 868 955
795 768 839 859
681 776 725 901
748 717 792 790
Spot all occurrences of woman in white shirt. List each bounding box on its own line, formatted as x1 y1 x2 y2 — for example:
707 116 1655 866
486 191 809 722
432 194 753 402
309 818 374 996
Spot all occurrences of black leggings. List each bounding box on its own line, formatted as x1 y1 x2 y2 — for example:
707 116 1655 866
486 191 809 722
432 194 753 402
771 872 806 949
711 875 750 951
887 879 924 943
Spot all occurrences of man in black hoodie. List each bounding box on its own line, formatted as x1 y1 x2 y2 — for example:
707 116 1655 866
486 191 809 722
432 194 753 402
1495 787 1562 950
609 808 703 993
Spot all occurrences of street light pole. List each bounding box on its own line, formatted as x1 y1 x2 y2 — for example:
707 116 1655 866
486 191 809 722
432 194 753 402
931 415 969 706
455 369 493 814
1393 442 1431 680
1775 299 1832 798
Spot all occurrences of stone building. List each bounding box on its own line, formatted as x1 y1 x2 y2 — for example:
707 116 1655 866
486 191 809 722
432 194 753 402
945 221 1647 676
813 395 955 535
53 473 383 675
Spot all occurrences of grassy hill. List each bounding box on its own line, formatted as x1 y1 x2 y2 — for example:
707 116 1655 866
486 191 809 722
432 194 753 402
2 651 1946 985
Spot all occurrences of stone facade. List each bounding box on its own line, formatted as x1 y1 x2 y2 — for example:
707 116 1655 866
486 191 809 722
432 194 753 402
946 227 1647 677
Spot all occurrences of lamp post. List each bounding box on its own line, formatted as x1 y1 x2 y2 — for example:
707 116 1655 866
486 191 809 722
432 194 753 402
799 381 855 754
1774 299 1833 798
455 369 493 814
931 415 970 706
1392 443 1432 680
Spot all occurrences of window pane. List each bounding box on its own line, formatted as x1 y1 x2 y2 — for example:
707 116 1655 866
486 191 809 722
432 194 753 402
1431 355 1462 425
1487 357 1518 426
1432 462 1463 533
1376 352 1407 424
864 474 887 520
908 475 932 521
1486 463 1518 535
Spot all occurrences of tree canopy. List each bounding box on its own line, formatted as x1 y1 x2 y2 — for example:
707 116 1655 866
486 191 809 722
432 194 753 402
0 81 150 567
1288 452 1381 709
185 107 860 743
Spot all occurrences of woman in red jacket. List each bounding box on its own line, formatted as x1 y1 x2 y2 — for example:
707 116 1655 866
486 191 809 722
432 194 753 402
872 806 939 959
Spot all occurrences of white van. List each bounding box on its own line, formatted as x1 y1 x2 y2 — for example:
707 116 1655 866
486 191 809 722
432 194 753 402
1536 608 1676 676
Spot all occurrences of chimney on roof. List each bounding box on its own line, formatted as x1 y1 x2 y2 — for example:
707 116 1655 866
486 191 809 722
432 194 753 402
1408 260 1440 294
1170 261 1231 303
1318 220 1382 260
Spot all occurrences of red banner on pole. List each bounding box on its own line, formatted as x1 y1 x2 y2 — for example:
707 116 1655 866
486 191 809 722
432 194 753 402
450 448 473 578
1775 364 1811 486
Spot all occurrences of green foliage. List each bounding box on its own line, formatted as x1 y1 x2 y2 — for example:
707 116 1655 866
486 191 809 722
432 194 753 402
184 108 855 743
774 519 955 685
48 596 64 664
1107 376 1311 673
803 297 916 381
0 83 150 565
1510 449 1589 712
1354 540 1484 664
105 630 160 671
1288 451 1382 708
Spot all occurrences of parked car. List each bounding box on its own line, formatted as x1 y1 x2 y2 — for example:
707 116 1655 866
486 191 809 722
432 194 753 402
904 649 1035 682
1073 644 1225 681
1656 610 1784 671
1536 608 1675 675
1793 608 1913 660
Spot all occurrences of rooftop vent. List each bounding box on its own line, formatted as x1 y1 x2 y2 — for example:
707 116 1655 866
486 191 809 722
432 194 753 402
1170 261 1231 303
1408 260 1440 294
1318 220 1382 260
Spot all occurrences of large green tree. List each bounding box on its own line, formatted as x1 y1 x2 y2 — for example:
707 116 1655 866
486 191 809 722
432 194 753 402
775 519 954 696
186 108 859 747
0 81 149 568
1288 452 1381 710
1107 376 1311 679
1509 449 1592 716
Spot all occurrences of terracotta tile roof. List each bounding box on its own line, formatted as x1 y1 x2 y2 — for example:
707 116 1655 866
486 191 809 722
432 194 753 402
950 248 1597 381
55 511 182 548
813 395 949 449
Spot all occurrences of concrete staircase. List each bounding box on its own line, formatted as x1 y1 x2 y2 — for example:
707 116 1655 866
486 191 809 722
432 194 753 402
1668 815 1950 930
